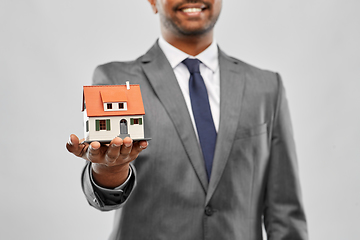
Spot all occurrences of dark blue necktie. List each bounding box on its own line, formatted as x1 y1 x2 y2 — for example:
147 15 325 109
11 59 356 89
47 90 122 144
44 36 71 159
182 58 217 181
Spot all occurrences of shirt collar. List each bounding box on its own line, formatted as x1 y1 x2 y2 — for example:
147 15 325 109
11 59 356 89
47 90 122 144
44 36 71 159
158 36 219 73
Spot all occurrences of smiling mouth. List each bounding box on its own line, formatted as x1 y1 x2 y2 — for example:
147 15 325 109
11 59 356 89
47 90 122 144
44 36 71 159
177 2 208 14
182 8 203 13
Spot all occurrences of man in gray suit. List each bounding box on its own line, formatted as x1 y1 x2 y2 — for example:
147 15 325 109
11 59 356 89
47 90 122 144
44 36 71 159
67 0 308 239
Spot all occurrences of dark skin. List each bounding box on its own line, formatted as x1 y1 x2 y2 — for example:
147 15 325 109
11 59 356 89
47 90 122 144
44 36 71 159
66 0 222 188
149 0 222 56
66 135 148 188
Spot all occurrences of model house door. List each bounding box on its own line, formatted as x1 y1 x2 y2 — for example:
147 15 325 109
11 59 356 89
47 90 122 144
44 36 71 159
120 119 128 134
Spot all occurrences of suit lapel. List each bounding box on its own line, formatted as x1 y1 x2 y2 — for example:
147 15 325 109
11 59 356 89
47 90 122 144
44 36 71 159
140 42 209 192
206 49 246 204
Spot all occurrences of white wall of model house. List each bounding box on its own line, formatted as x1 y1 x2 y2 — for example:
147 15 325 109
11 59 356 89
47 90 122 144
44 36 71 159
83 109 144 142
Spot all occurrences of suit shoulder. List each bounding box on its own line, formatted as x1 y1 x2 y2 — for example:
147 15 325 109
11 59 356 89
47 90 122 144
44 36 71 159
226 55 281 92
92 58 144 85
229 55 278 79
95 58 141 74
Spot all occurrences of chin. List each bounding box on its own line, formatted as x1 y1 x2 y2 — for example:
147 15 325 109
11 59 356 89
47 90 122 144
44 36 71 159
178 24 215 36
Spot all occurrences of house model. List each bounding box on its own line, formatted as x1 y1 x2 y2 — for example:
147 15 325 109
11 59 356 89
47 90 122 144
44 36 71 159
82 82 148 143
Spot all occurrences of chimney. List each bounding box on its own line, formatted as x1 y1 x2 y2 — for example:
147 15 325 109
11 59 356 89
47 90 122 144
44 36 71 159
126 81 130 90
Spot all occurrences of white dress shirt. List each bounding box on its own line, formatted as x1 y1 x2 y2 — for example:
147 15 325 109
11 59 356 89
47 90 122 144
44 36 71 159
158 37 220 133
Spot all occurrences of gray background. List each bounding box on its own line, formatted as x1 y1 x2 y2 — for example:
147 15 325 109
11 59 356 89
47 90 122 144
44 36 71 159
1 0 359 239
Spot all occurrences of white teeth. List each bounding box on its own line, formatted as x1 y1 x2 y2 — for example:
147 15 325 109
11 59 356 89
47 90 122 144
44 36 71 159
182 8 202 13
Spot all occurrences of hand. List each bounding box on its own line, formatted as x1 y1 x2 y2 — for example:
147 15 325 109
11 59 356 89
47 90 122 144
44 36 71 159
66 134 148 188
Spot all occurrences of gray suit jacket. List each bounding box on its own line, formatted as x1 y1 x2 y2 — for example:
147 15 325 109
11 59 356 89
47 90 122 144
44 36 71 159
82 41 308 240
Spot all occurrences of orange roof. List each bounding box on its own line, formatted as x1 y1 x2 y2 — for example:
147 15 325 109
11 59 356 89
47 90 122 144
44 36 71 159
83 85 145 117
100 88 127 103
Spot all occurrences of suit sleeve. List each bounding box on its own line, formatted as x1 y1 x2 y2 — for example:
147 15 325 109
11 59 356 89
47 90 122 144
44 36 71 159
81 162 136 211
264 74 308 240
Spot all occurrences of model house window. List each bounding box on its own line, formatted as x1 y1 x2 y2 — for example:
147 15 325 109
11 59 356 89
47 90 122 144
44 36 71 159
104 102 127 111
96 119 111 131
130 118 142 125
86 120 89 132
99 120 106 130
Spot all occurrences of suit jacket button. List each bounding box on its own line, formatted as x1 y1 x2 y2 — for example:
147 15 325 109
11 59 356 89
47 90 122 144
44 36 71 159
205 206 213 216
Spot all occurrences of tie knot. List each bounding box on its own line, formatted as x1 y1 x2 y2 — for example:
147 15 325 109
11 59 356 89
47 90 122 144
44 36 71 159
182 58 201 74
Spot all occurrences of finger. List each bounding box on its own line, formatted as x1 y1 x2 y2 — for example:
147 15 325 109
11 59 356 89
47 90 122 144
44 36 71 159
139 140 149 150
105 137 123 164
66 134 79 151
66 134 88 157
120 137 133 157
87 141 102 163
128 140 148 159
133 140 148 154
